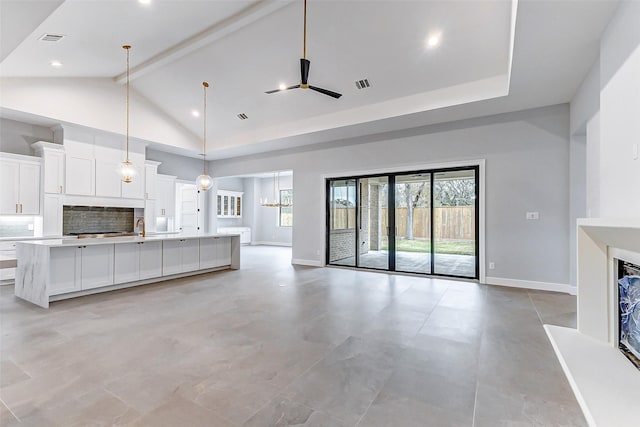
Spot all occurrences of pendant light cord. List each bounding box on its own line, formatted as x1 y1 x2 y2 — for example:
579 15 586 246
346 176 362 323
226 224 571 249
202 82 209 174
123 45 131 163
303 0 307 59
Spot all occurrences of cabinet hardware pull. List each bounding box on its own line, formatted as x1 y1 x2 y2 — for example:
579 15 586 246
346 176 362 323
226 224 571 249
19 204 22 214
16 204 19 213
60 186 63 193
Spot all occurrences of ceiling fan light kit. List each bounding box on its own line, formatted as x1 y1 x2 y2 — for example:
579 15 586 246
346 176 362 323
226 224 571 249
265 0 342 99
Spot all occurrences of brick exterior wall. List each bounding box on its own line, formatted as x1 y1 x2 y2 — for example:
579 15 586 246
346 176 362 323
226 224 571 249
329 229 356 262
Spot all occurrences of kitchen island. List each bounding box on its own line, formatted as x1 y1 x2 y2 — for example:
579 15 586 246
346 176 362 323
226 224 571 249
15 233 240 308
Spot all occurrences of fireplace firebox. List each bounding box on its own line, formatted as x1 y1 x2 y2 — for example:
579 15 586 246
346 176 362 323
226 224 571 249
618 259 640 370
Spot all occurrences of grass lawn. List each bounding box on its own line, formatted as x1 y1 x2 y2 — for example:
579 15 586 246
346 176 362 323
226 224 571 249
382 239 475 256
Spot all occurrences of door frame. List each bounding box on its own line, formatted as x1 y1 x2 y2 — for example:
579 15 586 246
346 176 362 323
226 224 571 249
323 159 485 283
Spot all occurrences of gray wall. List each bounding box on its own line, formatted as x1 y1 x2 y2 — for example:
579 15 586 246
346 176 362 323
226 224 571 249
210 104 571 286
0 118 54 155
255 175 293 245
146 148 203 181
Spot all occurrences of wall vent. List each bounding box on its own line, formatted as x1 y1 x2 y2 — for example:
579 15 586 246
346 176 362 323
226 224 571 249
237 113 248 120
355 79 371 90
39 34 65 42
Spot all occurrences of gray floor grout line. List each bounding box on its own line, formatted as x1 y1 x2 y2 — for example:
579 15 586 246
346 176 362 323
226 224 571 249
0 397 21 423
527 290 545 326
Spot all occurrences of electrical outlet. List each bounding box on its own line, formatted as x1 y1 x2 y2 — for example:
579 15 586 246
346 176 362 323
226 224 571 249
526 212 539 220
489 262 495 269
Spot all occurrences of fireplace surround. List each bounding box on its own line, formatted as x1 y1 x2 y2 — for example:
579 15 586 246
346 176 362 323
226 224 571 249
617 260 640 370
545 218 640 427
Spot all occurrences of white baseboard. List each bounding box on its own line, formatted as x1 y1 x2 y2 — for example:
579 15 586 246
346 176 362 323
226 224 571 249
251 241 292 247
485 276 576 295
292 258 323 267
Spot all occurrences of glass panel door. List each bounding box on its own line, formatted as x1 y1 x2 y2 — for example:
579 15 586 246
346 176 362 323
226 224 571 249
328 179 357 266
433 169 477 277
357 176 389 270
394 173 431 274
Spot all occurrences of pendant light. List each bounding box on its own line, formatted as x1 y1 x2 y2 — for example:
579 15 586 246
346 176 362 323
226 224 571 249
196 81 213 191
120 45 136 183
261 172 292 207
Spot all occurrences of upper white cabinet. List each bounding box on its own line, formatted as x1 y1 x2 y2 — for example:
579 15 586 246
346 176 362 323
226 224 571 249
32 143 65 195
156 174 176 218
95 160 122 198
0 153 41 215
144 161 160 200
65 154 95 196
217 190 243 218
43 194 63 237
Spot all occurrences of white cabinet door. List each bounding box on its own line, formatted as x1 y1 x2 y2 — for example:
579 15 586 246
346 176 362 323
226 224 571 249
43 150 65 194
144 164 157 200
181 239 200 272
95 161 121 198
43 194 63 236
49 246 81 295
81 245 114 290
66 155 94 196
121 169 144 200
217 237 232 266
18 162 40 214
0 159 19 214
156 176 176 217
139 241 162 280
114 243 140 284
162 239 182 276
144 199 157 233
199 238 218 269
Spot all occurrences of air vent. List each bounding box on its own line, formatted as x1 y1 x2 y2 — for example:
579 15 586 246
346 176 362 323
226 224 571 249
39 34 65 42
237 113 248 120
355 79 371 90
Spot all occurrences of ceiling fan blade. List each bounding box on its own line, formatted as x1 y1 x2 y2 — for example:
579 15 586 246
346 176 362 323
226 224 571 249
265 84 300 94
309 85 342 99
300 58 310 85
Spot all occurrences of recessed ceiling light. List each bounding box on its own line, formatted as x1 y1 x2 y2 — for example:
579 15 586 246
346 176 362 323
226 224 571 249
50 60 63 68
191 110 200 117
279 83 287 91
426 35 440 48
138 0 152 4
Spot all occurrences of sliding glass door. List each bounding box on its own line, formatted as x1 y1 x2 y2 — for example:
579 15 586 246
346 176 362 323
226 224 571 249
327 166 479 279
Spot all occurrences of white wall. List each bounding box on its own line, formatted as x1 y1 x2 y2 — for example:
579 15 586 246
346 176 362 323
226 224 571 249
586 113 601 218
598 1 640 217
0 78 200 152
211 104 571 286
0 117 54 155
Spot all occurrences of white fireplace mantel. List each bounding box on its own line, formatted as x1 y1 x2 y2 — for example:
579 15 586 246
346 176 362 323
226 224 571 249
545 218 640 427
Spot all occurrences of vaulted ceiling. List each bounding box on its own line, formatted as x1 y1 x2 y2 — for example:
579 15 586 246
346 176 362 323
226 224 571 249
0 0 618 159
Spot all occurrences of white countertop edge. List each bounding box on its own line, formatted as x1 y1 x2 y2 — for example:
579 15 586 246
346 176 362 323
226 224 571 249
16 233 240 247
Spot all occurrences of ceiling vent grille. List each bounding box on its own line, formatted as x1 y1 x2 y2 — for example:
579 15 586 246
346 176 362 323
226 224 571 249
237 113 248 120
355 79 371 90
39 34 65 42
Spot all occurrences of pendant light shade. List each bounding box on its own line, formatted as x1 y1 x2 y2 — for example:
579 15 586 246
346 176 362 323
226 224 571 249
197 81 213 191
120 45 137 183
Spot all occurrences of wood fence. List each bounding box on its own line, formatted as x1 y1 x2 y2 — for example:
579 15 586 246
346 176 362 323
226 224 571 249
331 206 475 240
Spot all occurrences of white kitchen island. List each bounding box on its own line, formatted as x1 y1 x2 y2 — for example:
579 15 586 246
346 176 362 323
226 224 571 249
15 233 240 308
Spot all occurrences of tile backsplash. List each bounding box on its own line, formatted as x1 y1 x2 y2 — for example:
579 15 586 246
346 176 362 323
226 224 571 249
63 206 134 235
0 217 35 238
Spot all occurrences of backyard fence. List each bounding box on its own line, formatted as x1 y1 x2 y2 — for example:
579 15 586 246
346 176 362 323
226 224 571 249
331 206 475 240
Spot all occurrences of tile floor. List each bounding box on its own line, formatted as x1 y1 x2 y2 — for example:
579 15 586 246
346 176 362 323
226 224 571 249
0 246 585 426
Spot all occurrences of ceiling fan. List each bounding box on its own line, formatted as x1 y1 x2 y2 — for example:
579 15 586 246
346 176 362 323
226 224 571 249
265 0 342 99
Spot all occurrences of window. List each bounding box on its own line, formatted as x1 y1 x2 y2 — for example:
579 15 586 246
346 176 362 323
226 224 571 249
329 179 356 230
279 189 293 227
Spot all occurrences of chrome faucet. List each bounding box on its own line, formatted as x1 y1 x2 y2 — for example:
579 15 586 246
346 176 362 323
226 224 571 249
136 217 146 237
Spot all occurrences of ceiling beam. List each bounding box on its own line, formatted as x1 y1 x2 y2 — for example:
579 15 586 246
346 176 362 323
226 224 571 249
114 0 295 84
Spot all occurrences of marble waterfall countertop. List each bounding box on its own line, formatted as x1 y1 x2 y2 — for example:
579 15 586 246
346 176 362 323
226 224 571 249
16 232 240 247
